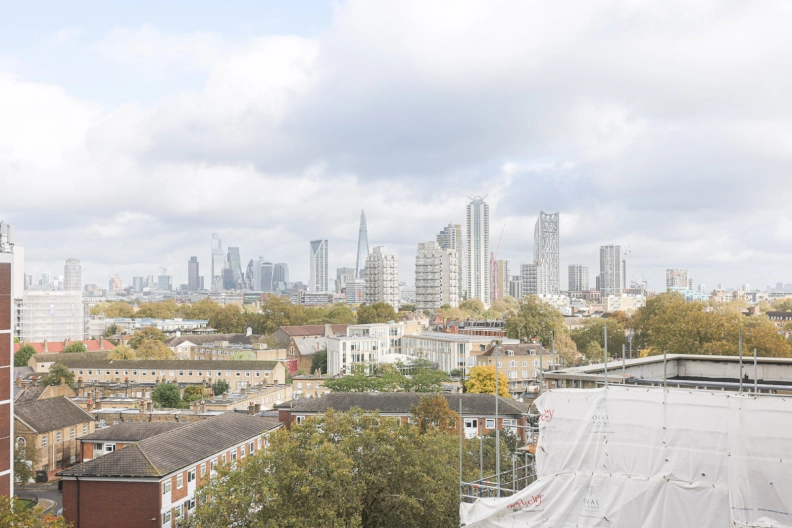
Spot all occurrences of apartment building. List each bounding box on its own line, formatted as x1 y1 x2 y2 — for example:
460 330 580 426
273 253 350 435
16 290 84 342
474 343 558 398
79 422 185 462
0 241 13 496
415 241 459 311
59 413 282 528
364 246 399 310
400 332 501 374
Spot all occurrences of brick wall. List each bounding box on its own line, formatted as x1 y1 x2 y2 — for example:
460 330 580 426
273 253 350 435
0 261 12 496
63 479 161 528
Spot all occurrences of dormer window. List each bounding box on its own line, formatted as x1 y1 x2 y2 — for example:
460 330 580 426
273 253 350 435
507 350 514 356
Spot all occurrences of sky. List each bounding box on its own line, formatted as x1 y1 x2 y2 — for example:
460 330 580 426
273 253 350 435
2 0 792 291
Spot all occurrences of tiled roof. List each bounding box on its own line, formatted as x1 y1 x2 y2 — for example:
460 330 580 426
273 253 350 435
480 343 547 357
287 393 528 416
14 340 116 354
164 334 260 347
15 396 95 433
14 386 45 403
278 324 348 337
80 422 186 442
291 336 326 357
52 358 282 371
31 351 111 363
59 413 282 478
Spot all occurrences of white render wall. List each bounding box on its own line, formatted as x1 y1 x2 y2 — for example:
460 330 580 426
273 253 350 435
415 241 459 311
18 290 84 342
364 246 399 310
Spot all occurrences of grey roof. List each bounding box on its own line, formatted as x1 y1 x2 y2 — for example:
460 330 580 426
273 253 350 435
278 324 348 337
52 358 282 371
59 413 282 478
292 336 326 357
480 343 547 357
287 393 528 416
164 333 260 348
32 351 110 363
14 386 45 403
15 396 95 433
80 422 186 442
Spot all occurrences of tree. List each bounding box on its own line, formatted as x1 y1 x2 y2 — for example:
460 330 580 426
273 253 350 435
0 496 70 527
581 341 605 365
209 304 246 333
459 298 486 319
128 327 166 349
107 344 136 360
356 302 397 324
104 323 118 337
135 339 174 359
449 369 462 377
310 347 328 375
229 351 255 361
772 299 792 312
399 304 416 313
152 383 182 408
133 299 181 319
212 379 230 396
63 341 87 353
325 365 383 392
41 363 75 387
465 366 510 398
505 295 564 347
185 409 460 528
570 318 626 358
410 394 459 434
403 360 449 393
608 310 632 327
553 331 579 367
182 385 205 403
14 344 36 367
185 297 223 320
91 301 134 318
14 443 36 485
326 303 356 324
254 334 282 349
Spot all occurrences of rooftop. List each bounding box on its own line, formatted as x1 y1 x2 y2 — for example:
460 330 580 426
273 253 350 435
15 396 95 433
52 358 282 371
277 324 349 337
80 422 186 442
15 340 115 354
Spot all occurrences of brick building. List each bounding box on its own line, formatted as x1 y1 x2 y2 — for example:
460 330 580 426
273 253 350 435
278 392 530 442
273 324 349 348
475 342 560 398
59 413 282 528
0 248 14 496
13 396 96 479
78 422 185 462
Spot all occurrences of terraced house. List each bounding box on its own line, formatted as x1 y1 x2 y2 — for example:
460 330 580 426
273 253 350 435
59 412 282 528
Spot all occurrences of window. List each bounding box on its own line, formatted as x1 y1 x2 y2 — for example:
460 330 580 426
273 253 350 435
508 371 517 379
99 419 106 427
249 441 255 454
163 480 171 494
188 371 193 376
522 361 528 367
188 468 196 483
124 370 128 376
133 370 137 376
114 370 119 375
174 503 183 519
522 371 528 378
509 360 517 368
163 511 171 525
220 454 226 465
94 442 104 452
231 451 237 462
56 431 62 443
307 382 312 389
240 445 246 458
78 369 83 375
296 416 305 425
70 428 75 439
464 419 478 429
16 437 26 449
113 419 119 425
297 382 303 389
502 419 517 426
211 460 218 473
255 372 260 377
179 371 184 377
236 372 240 377
497 362 502 369
532 370 539 378
177 474 183 489
486 418 495 428
507 350 514 356
200 463 207 478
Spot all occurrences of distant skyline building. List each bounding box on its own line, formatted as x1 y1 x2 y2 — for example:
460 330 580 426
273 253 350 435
509 275 524 300
336 267 356 294
599 245 623 297
415 241 459 311
109 274 122 291
273 263 289 284
568 264 589 292
226 247 243 289
666 269 691 290
466 197 490 304
211 233 224 291
493 259 509 302
521 261 547 296
63 258 81 291
355 210 370 279
310 239 329 293
346 278 365 304
534 211 560 295
364 246 399 310
188 256 200 291
244 259 255 290
258 260 274 293
438 222 466 299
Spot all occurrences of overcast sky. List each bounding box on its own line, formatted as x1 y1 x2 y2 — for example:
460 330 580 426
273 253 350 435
2 0 791 291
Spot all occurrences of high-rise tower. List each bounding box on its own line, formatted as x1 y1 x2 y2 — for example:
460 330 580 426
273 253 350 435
438 223 466 299
310 239 329 293
599 245 623 297
188 257 200 291
211 233 223 291
466 197 490 304
534 212 560 295
355 210 370 279
64 258 81 291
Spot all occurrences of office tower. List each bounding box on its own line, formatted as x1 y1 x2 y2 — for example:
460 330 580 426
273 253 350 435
226 248 243 289
509 275 524 300
257 260 274 292
40 272 51 288
666 269 690 290
0 222 16 496
568 264 589 292
415 241 459 311
63 258 81 291
466 197 490 304
438 223 466 299
599 245 623 297
336 267 356 294
157 269 172 291
698 284 707 293
310 239 329 293
534 212 560 295
109 274 122 291
346 278 365 304
188 257 200 291
273 263 289 284
355 210 370 279
493 260 509 301
211 233 224 291
622 259 627 290
144 275 154 288
132 277 144 291
521 261 547 296
364 246 399 310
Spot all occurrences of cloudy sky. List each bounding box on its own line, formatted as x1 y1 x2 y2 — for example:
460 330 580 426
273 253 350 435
2 0 791 291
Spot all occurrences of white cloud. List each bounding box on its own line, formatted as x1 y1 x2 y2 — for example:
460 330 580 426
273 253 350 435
49 27 83 44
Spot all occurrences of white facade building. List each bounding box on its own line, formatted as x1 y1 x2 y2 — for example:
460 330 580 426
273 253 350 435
666 269 691 290
64 258 81 291
309 239 329 293
568 264 589 292
534 212 560 295
401 332 511 374
599 245 623 297
604 294 646 312
535 294 572 316
17 290 84 342
438 223 466 300
364 246 399 310
415 241 459 311
327 335 381 375
345 278 365 304
521 261 548 296
466 197 490 305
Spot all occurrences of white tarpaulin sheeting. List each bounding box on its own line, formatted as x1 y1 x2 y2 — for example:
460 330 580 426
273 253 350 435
460 386 792 527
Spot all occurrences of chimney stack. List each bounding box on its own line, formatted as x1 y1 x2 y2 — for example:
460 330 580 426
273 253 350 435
87 397 94 413
95 398 102 410
43 340 48 353
99 337 104 350
222 392 227 401
147 400 153 412
254 403 261 414
125 377 129 386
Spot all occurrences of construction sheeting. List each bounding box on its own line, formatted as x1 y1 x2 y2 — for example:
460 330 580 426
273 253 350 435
460 386 792 527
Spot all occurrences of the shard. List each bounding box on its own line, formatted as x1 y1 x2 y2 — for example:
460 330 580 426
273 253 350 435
355 209 370 279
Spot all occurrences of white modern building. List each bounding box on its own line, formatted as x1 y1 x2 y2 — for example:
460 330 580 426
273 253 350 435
599 245 623 297
327 335 381 375
415 241 459 311
309 239 329 293
466 197 490 305
211 233 224 291
568 264 589 292
364 246 399 310
535 294 572 316
64 258 81 291
521 261 548 296
16 290 84 342
534 212 560 295
666 269 692 290
438 223 466 300
401 332 510 374
346 278 365 304
604 294 646 312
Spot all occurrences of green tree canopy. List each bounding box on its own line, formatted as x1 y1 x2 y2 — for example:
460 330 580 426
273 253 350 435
570 318 626 359
128 327 166 349
90 301 134 318
212 379 230 396
505 295 564 346
182 385 205 403
135 339 174 359
410 394 459 434
107 344 136 360
465 365 510 398
209 304 246 333
356 302 397 324
63 341 87 353
14 344 36 367
325 303 356 324
0 496 70 527
14 443 36 485
152 383 182 408
42 363 75 387
184 297 223 319
310 347 328 375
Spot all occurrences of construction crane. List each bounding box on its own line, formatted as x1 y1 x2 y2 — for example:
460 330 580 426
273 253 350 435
489 225 506 305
